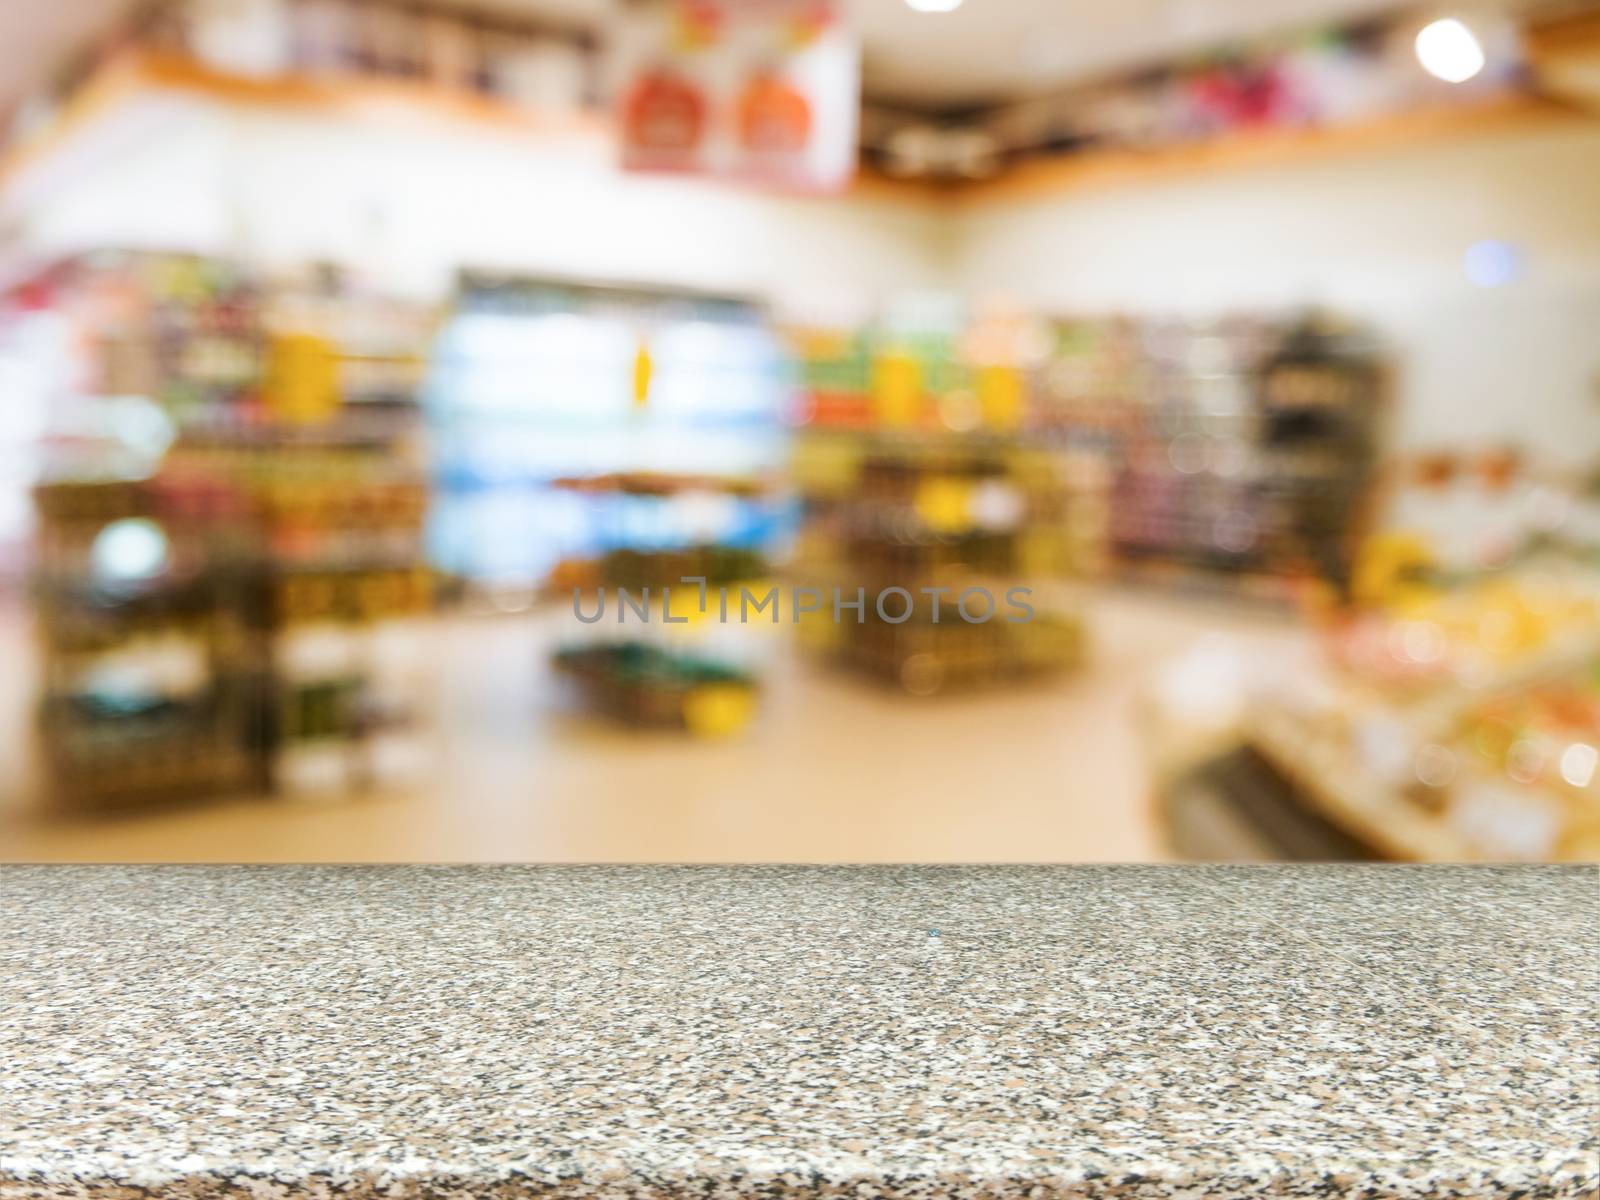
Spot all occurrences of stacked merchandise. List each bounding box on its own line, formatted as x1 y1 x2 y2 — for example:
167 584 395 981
32 480 257 806
550 639 760 737
429 275 789 735
161 438 436 797
1239 456 1600 861
1039 313 1384 601
548 473 775 737
544 473 774 596
22 251 438 808
787 319 1089 694
787 307 1382 700
248 265 437 798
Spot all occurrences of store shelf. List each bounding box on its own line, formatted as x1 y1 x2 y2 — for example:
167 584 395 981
0 49 925 215
1528 9 1600 112
1247 705 1481 862
1244 619 1600 864
960 90 1597 205
548 472 776 499
0 49 596 205
11 49 1586 219
121 51 604 135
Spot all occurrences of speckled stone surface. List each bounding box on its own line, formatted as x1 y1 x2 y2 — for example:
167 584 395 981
1 865 1595 1200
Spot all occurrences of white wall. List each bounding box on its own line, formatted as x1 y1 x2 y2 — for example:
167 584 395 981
13 97 950 316
951 125 1600 467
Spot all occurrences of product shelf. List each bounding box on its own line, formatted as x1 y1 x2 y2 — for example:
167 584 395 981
1242 623 1600 863
959 90 1594 205
0 47 918 219
17 250 441 810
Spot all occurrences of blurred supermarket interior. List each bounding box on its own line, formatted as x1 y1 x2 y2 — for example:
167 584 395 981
0 0 1597 863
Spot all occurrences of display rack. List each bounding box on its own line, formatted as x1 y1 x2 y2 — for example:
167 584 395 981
790 309 1385 625
1245 644 1600 862
787 321 1089 693
549 472 776 736
1144 449 1600 863
31 478 260 808
428 273 790 734
1239 534 1600 862
1036 312 1386 602
20 250 438 808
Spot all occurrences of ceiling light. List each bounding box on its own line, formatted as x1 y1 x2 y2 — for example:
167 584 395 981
1463 240 1522 288
905 0 963 12
1415 18 1486 83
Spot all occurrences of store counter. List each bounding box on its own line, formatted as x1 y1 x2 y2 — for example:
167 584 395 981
2 865 1595 1200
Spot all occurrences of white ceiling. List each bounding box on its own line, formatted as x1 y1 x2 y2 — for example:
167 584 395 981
0 0 1542 114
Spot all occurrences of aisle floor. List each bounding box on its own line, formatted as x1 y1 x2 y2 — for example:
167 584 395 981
0 589 1307 862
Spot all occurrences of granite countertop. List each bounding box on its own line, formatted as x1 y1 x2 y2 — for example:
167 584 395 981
1 865 1595 1200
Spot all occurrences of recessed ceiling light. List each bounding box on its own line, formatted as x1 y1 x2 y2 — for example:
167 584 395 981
905 0 963 12
1415 18 1486 83
1463 240 1522 288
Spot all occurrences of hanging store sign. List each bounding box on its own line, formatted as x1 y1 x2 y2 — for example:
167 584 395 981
615 0 859 191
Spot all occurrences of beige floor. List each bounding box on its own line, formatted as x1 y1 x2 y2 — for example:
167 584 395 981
0 588 1307 862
